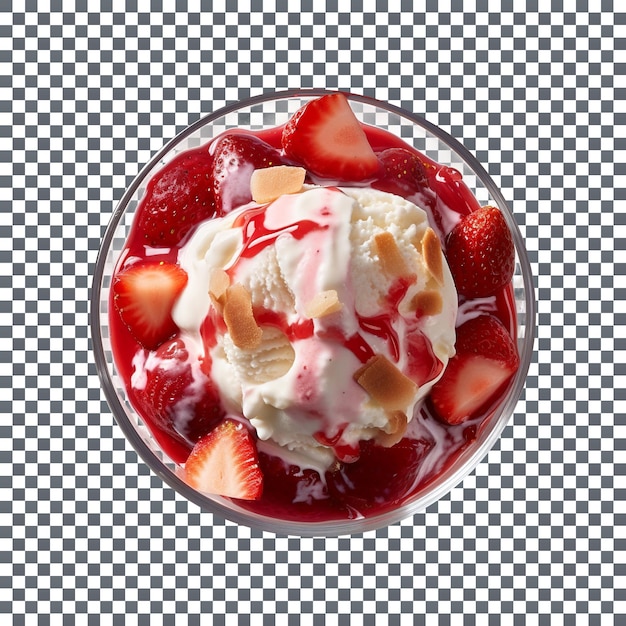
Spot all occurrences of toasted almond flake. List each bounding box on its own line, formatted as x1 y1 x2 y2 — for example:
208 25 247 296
410 289 443 316
353 354 417 411
387 409 408 433
304 290 343 318
250 165 306 204
421 227 444 286
377 410 408 448
209 268 231 310
374 231 410 278
223 283 263 350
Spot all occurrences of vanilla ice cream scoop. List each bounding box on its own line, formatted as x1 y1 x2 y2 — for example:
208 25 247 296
172 183 457 472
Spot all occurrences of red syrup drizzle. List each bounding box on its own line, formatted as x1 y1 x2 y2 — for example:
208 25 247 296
108 119 521 522
232 203 329 259
254 309 314 342
356 275 413 363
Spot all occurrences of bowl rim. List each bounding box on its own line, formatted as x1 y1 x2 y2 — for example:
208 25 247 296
90 87 536 537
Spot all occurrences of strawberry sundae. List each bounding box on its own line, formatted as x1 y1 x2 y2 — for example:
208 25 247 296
109 93 520 521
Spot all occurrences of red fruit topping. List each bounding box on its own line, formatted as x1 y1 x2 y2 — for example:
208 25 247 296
281 93 379 181
210 132 292 214
312 425 360 463
373 147 429 197
134 147 216 247
257 452 327 508
406 330 444 388
184 419 263 500
430 315 520 425
112 262 188 350
445 205 515 298
326 437 433 509
136 337 224 445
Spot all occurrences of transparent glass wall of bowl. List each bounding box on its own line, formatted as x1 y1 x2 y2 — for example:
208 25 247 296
95 91 534 534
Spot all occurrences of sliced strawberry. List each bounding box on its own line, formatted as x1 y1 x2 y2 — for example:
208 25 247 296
429 315 520 425
135 337 224 446
210 132 293 214
281 93 380 182
445 205 515 298
184 419 263 500
134 146 216 247
112 261 188 350
373 147 429 197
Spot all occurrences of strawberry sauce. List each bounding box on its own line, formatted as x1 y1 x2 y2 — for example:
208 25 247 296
109 116 519 522
233 204 328 259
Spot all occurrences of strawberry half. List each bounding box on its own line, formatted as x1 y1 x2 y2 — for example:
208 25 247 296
184 419 263 500
281 93 380 182
445 205 515 298
112 261 188 350
210 132 293 214
429 314 520 425
135 337 224 446
373 147 429 197
134 146 216 248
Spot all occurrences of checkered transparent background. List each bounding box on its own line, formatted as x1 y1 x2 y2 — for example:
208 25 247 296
3 2 624 623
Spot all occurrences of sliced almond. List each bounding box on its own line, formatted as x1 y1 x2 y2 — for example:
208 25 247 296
421 227 444 286
410 289 443 316
374 231 410 278
304 290 343 318
209 268 231 310
250 165 306 204
377 410 408 448
222 283 263 350
354 354 417 412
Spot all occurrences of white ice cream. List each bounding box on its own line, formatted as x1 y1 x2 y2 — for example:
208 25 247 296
172 186 457 473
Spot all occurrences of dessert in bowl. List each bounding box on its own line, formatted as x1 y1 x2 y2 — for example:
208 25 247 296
91 90 535 536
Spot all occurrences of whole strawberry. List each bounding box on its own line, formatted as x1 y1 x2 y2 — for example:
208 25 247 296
210 132 293 214
134 146 216 248
373 148 429 197
136 337 224 449
326 437 434 510
445 206 515 298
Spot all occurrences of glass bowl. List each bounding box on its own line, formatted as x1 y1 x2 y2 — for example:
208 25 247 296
91 89 535 536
